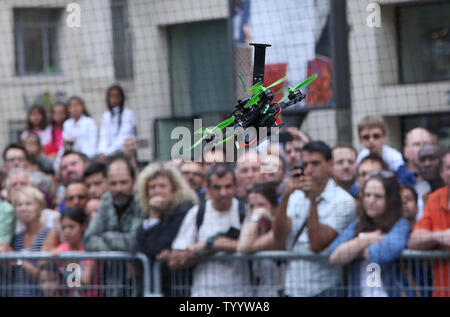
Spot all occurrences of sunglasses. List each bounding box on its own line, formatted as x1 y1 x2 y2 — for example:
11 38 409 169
360 133 383 141
418 155 438 163
5 157 26 163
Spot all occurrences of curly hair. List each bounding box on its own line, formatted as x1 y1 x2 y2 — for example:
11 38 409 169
136 161 198 217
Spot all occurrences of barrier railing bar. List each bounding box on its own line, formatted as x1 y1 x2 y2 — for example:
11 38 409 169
0 251 154 297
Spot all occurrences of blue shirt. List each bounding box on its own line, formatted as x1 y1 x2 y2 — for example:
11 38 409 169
328 217 411 297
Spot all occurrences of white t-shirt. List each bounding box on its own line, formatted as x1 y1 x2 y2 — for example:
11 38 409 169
414 179 431 221
98 107 135 156
285 179 357 297
21 126 52 147
62 115 98 157
171 198 251 297
356 145 405 172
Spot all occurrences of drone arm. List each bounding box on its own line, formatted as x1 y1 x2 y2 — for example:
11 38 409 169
279 91 306 110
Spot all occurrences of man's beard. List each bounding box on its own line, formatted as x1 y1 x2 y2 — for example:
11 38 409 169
113 192 132 207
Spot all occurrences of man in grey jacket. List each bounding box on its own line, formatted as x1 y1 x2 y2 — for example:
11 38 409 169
84 154 142 251
83 154 143 296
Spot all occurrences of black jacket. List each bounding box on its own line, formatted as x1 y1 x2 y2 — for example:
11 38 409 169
136 201 194 297
137 201 194 259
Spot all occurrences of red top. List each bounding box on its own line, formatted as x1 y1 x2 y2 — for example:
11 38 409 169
414 186 450 297
43 125 63 156
56 243 98 297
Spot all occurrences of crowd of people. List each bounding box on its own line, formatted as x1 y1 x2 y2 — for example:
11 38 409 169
0 92 449 298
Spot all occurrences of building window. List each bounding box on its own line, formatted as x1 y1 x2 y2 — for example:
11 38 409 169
14 8 61 76
168 19 233 116
152 20 233 160
398 2 450 84
111 0 134 80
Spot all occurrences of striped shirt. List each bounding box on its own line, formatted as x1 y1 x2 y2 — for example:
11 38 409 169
11 227 51 297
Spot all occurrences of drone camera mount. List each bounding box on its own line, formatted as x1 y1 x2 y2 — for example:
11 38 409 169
249 43 271 85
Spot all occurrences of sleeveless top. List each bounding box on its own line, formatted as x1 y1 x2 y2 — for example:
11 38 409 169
11 227 52 297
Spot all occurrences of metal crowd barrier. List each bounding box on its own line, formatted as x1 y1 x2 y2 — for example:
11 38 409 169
0 252 153 297
153 250 450 297
1 250 448 297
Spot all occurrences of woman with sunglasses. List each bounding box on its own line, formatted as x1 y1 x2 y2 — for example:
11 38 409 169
329 172 411 296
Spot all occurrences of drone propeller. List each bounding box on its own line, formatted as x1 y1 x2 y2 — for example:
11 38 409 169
216 133 236 146
288 73 318 94
274 86 286 95
267 76 287 90
216 116 236 130
194 127 206 134
249 81 264 95
243 76 287 109
279 73 318 102
190 116 236 150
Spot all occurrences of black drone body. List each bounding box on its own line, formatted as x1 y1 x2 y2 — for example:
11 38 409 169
191 43 316 149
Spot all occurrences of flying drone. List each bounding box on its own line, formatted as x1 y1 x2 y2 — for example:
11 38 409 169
191 43 318 150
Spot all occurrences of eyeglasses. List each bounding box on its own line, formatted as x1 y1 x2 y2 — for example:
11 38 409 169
5 157 26 163
418 155 438 163
360 133 382 141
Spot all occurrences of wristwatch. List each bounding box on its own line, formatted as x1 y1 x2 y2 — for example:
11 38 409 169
16 259 23 267
205 236 216 252
250 214 262 223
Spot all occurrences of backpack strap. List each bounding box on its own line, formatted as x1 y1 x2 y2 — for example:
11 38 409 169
197 199 246 230
237 199 246 225
289 221 307 250
195 199 207 232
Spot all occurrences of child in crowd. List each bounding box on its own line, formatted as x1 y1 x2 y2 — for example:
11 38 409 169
98 85 136 157
356 115 415 186
51 207 95 296
43 102 68 158
62 96 98 158
39 261 65 297
20 104 52 148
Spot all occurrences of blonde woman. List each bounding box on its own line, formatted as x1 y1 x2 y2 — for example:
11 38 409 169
0 186 59 296
135 162 198 296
